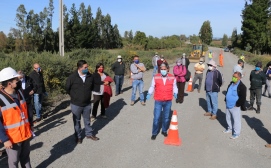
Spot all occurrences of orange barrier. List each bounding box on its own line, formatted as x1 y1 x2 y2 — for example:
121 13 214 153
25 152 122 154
164 110 182 146
186 76 193 91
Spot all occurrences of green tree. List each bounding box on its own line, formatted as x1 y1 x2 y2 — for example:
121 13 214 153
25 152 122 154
222 34 228 47
189 34 200 44
241 0 269 53
0 31 7 51
231 28 238 47
199 20 213 45
133 31 148 50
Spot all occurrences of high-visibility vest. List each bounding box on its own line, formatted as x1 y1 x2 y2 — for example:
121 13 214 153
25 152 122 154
154 73 175 101
0 90 31 143
208 53 213 58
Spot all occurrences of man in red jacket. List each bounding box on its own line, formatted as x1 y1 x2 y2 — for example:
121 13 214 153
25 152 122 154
146 63 178 140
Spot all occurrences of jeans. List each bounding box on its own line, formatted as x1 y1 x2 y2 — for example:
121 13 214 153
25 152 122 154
71 103 93 139
263 79 271 97
250 89 262 105
131 79 144 102
206 92 218 115
114 75 124 95
153 66 157 76
192 73 203 90
92 94 105 117
226 106 241 135
33 94 43 119
152 100 172 135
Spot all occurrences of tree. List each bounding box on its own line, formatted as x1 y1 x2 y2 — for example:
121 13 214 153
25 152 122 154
241 0 269 53
199 20 213 45
133 31 148 50
0 31 7 51
231 28 238 47
189 34 200 44
222 34 228 47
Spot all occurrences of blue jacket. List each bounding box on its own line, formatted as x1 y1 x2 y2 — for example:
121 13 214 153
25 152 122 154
204 69 223 92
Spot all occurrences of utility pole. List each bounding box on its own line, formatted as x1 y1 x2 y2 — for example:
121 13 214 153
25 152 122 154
59 0 64 56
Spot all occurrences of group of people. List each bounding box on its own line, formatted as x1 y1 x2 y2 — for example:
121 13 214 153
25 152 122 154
0 50 271 167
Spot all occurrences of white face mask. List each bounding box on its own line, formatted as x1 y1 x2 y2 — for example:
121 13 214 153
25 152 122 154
208 66 213 71
117 59 121 62
269 66 271 69
199 61 203 64
161 59 164 61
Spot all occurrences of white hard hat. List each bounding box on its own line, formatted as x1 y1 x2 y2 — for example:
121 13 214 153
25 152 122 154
117 55 122 59
0 67 21 82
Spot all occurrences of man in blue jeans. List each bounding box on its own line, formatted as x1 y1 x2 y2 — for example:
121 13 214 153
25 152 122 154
146 63 178 140
130 55 146 106
111 55 125 96
29 63 46 122
152 52 160 76
204 60 223 120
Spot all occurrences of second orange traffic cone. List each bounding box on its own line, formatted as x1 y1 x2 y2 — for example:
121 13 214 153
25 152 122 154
186 76 193 91
164 110 182 146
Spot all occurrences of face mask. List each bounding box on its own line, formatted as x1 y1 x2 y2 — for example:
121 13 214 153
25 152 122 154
208 66 213 71
117 59 122 62
161 70 167 76
269 66 271 69
199 61 203 64
37 67 41 72
14 81 22 91
177 63 181 66
232 77 238 83
98 68 104 73
20 78 23 82
82 69 88 74
255 67 260 71
161 59 164 61
134 60 139 64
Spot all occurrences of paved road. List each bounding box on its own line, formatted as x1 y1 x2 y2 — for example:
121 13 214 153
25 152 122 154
1 47 271 168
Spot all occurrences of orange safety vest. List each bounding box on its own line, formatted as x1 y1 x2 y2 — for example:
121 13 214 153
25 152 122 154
154 73 175 101
0 90 31 143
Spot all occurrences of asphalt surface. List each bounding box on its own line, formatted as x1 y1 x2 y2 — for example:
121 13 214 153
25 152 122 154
1 47 271 168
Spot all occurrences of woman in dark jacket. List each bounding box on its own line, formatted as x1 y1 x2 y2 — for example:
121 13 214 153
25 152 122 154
91 63 109 121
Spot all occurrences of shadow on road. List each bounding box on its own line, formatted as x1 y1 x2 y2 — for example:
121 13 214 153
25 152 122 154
122 86 132 93
242 115 271 144
36 134 76 168
30 141 43 151
198 98 207 112
92 98 126 135
217 109 227 129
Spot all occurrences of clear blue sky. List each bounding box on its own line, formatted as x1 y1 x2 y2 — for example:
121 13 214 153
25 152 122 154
0 0 244 38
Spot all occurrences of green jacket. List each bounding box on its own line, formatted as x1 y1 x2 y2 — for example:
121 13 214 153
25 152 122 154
249 70 266 90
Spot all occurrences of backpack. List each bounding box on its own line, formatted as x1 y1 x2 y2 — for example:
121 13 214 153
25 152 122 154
185 70 191 82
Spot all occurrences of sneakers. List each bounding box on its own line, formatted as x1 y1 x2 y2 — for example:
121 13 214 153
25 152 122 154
223 129 232 133
90 116 96 122
209 115 217 120
130 101 134 106
230 134 239 139
141 102 146 106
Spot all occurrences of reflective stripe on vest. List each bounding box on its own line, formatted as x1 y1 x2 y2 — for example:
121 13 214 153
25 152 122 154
4 119 29 129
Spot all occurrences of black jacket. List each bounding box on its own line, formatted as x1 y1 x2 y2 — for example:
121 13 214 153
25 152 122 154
22 76 34 103
29 70 46 94
66 71 93 106
92 72 108 92
111 62 125 75
249 70 266 90
225 80 247 108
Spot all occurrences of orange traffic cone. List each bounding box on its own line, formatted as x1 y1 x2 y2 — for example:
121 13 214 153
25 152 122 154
186 76 193 91
164 110 182 146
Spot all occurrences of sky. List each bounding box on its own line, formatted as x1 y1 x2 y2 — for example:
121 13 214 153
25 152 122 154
0 0 245 38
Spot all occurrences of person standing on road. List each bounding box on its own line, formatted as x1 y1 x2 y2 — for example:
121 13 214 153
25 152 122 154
152 52 160 76
247 62 266 113
240 53 245 68
219 52 224 67
29 63 46 122
91 63 110 120
66 60 99 144
262 61 271 98
182 53 190 70
130 55 146 106
233 59 245 77
204 60 223 120
0 67 33 168
18 70 35 131
157 55 169 73
208 51 213 61
191 57 205 93
111 55 125 96
173 58 187 103
223 72 247 139
146 63 178 140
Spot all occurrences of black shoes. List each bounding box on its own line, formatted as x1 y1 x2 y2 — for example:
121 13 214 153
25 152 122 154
76 138 82 144
151 135 157 140
161 132 168 137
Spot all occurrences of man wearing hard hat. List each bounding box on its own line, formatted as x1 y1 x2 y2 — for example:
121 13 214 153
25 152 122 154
0 67 32 167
